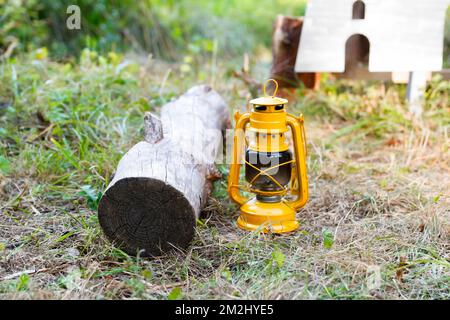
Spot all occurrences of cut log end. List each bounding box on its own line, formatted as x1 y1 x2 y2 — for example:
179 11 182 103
98 177 196 256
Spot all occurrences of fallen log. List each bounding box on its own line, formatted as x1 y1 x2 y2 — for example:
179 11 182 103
98 85 229 256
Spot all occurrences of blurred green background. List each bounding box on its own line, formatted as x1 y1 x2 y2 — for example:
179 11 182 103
1 0 449 65
0 0 450 67
0 0 307 60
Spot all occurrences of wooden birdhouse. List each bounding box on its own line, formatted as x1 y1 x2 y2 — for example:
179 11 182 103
293 0 449 115
295 0 449 74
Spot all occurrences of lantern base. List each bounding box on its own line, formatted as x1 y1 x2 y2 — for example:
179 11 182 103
237 198 299 233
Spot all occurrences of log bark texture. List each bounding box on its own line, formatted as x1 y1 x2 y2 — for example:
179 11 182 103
98 85 229 256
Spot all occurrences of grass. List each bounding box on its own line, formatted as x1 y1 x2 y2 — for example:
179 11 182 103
0 49 449 299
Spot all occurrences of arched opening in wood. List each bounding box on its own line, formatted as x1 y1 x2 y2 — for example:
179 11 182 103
352 1 366 20
345 34 370 77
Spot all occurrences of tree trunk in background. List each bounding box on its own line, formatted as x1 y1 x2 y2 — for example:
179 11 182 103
98 85 229 256
271 15 320 91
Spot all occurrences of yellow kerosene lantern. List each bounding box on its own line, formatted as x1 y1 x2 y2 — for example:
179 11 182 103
228 79 308 233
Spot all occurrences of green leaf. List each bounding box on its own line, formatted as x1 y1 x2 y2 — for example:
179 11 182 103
34 47 48 60
79 185 102 210
379 179 388 189
51 138 79 169
54 231 75 244
16 274 30 291
433 193 442 203
167 287 182 300
141 269 153 280
322 229 334 249
221 269 232 281
0 155 11 174
272 246 285 268
127 278 145 296
196 219 205 226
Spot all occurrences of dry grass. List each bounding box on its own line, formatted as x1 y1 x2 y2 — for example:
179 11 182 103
0 52 449 299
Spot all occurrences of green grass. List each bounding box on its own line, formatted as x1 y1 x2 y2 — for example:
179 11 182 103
0 49 449 299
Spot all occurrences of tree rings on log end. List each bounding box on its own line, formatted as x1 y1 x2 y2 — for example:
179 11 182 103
98 177 196 257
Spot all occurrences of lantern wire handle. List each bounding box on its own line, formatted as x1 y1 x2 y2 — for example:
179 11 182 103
263 79 279 97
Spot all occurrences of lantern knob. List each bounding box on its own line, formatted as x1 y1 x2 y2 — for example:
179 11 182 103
249 79 288 106
263 78 279 97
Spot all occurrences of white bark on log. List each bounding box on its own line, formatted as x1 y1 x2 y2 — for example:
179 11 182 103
143 113 163 144
98 85 229 256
